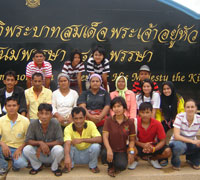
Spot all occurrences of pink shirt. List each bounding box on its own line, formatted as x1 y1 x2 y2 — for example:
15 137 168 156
110 90 137 119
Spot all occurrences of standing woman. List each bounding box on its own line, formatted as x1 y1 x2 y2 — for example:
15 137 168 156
62 49 85 94
77 73 110 133
169 99 200 170
110 76 137 119
136 79 160 118
156 81 184 132
102 96 136 177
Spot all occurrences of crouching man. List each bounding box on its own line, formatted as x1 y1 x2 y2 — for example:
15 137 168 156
0 97 29 175
64 107 102 173
23 103 64 176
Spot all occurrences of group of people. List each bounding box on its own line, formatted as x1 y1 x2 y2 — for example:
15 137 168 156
0 47 200 177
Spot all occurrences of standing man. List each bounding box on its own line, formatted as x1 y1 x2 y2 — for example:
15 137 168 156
23 103 64 176
25 72 52 120
0 70 27 117
0 97 29 175
64 107 102 173
26 50 52 88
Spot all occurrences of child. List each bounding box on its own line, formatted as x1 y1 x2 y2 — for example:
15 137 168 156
131 102 171 169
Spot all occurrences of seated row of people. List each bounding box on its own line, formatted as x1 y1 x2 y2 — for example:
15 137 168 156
1 97 200 177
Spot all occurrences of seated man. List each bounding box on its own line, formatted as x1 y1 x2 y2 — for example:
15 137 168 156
23 103 64 176
26 50 52 88
0 97 29 175
134 102 171 169
0 70 27 117
64 107 102 173
25 72 52 120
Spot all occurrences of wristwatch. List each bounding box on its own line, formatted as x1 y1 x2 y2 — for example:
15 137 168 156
129 150 135 155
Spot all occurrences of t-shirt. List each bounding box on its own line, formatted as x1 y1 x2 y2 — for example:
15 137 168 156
77 89 110 110
64 120 101 150
170 112 200 142
132 80 159 94
136 91 160 109
52 89 79 117
103 116 136 152
137 117 166 143
87 57 110 75
26 61 52 78
62 61 85 86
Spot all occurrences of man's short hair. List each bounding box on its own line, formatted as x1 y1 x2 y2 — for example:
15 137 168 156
110 96 127 110
4 70 17 80
5 96 19 106
38 103 52 112
71 107 86 117
139 102 153 111
32 72 43 80
32 50 46 57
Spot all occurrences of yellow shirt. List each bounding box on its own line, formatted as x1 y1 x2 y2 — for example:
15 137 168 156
25 86 52 119
64 120 101 150
0 114 30 148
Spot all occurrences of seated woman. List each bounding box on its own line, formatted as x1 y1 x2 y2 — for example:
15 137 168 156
110 76 137 119
52 73 79 128
169 99 200 170
62 49 85 94
156 81 185 132
102 96 136 177
77 73 110 133
136 79 160 119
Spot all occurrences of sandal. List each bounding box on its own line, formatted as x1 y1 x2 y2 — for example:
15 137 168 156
108 167 115 177
90 166 100 173
52 168 62 176
29 167 42 175
172 166 180 171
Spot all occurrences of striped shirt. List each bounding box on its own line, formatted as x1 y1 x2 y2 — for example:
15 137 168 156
170 112 200 142
62 61 85 86
26 61 52 78
132 80 159 94
87 57 110 75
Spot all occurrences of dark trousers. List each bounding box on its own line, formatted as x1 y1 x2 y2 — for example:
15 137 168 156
101 148 128 171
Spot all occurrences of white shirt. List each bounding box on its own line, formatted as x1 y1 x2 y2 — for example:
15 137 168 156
3 91 13 113
136 91 160 109
52 89 79 117
170 112 200 142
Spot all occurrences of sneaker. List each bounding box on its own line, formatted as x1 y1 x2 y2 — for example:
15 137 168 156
128 161 138 170
148 159 162 169
0 168 7 175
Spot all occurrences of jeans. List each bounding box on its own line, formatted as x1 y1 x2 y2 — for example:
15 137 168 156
169 140 200 167
23 145 64 171
0 146 28 170
70 143 101 169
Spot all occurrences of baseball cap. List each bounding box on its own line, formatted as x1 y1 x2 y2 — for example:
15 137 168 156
139 65 150 72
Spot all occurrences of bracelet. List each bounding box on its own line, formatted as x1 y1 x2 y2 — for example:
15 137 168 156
152 147 156 153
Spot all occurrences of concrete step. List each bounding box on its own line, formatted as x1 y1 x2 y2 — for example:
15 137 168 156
5 158 200 180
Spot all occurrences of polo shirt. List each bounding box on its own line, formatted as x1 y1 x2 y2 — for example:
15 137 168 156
137 117 166 143
170 112 200 142
62 60 85 87
64 120 101 150
25 118 63 143
103 116 136 152
132 80 159 94
25 86 52 119
77 89 110 110
0 114 30 148
87 57 110 75
26 61 52 78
